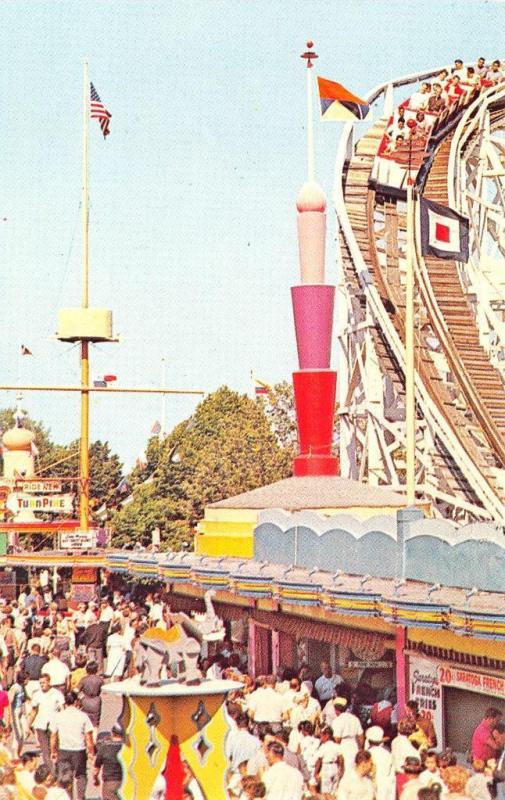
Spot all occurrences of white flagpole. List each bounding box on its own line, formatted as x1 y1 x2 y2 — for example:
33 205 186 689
161 357 167 436
82 60 90 307
307 62 315 181
405 152 416 506
301 41 318 182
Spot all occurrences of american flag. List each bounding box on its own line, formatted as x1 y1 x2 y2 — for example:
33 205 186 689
90 82 111 138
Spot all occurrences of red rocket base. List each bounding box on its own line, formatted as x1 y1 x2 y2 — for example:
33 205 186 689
293 452 339 476
292 370 339 476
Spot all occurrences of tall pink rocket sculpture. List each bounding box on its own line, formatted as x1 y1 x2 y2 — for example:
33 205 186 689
293 43 339 477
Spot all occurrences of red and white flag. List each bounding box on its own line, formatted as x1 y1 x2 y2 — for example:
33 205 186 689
90 82 111 138
420 197 469 261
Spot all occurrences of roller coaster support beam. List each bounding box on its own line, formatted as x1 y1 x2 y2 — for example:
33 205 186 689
405 168 416 505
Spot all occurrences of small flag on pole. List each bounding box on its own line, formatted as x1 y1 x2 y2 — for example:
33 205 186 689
21 345 32 356
317 77 370 121
254 378 270 397
151 420 162 435
116 477 130 495
93 374 116 387
90 82 111 138
420 198 469 262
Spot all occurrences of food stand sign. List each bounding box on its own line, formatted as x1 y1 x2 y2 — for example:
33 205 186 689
409 654 505 749
60 530 97 549
409 655 443 746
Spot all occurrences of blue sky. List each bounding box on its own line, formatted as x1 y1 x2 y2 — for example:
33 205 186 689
1 0 503 469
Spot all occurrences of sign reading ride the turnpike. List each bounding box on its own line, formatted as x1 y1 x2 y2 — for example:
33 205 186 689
6 493 74 514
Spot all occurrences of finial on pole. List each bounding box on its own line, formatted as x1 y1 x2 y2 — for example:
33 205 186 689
300 40 318 68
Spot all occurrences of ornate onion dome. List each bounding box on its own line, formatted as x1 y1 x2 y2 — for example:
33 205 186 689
2 426 35 452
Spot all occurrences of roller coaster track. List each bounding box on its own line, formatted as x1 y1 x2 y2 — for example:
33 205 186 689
335 68 505 522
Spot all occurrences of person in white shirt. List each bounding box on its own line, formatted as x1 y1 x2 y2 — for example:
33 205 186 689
391 719 420 773
452 59 467 81
322 695 338 726
84 604 98 627
476 58 488 78
49 691 94 800
105 623 128 678
419 751 442 788
17 588 27 610
27 674 64 767
281 678 309 721
226 712 261 771
247 676 285 731
298 721 322 789
365 726 395 800
485 60 504 85
148 595 164 624
332 697 364 773
99 599 114 623
41 647 70 692
315 661 344 704
409 83 431 111
338 749 376 800
315 726 343 796
262 741 304 800
288 690 321 733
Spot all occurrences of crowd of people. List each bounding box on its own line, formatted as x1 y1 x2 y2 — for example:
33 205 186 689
221 669 505 800
0 582 185 799
381 57 504 158
0 578 501 799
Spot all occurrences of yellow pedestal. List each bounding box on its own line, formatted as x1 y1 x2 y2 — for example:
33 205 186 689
102 678 236 799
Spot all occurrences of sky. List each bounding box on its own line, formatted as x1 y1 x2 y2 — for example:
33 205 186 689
1 0 504 470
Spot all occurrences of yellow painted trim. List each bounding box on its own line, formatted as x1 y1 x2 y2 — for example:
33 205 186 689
119 690 231 800
198 520 254 535
202 508 259 522
408 627 505 658
194 534 253 558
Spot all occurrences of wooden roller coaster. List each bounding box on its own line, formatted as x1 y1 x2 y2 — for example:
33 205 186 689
336 67 505 522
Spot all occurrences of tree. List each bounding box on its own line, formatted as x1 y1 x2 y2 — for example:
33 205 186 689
46 439 123 509
259 379 339 452
111 386 293 549
259 381 298 456
0 407 123 521
111 481 192 549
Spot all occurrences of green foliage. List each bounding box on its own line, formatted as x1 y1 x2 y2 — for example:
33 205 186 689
110 481 191 549
111 386 293 550
45 439 123 508
259 381 298 456
0 408 122 518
